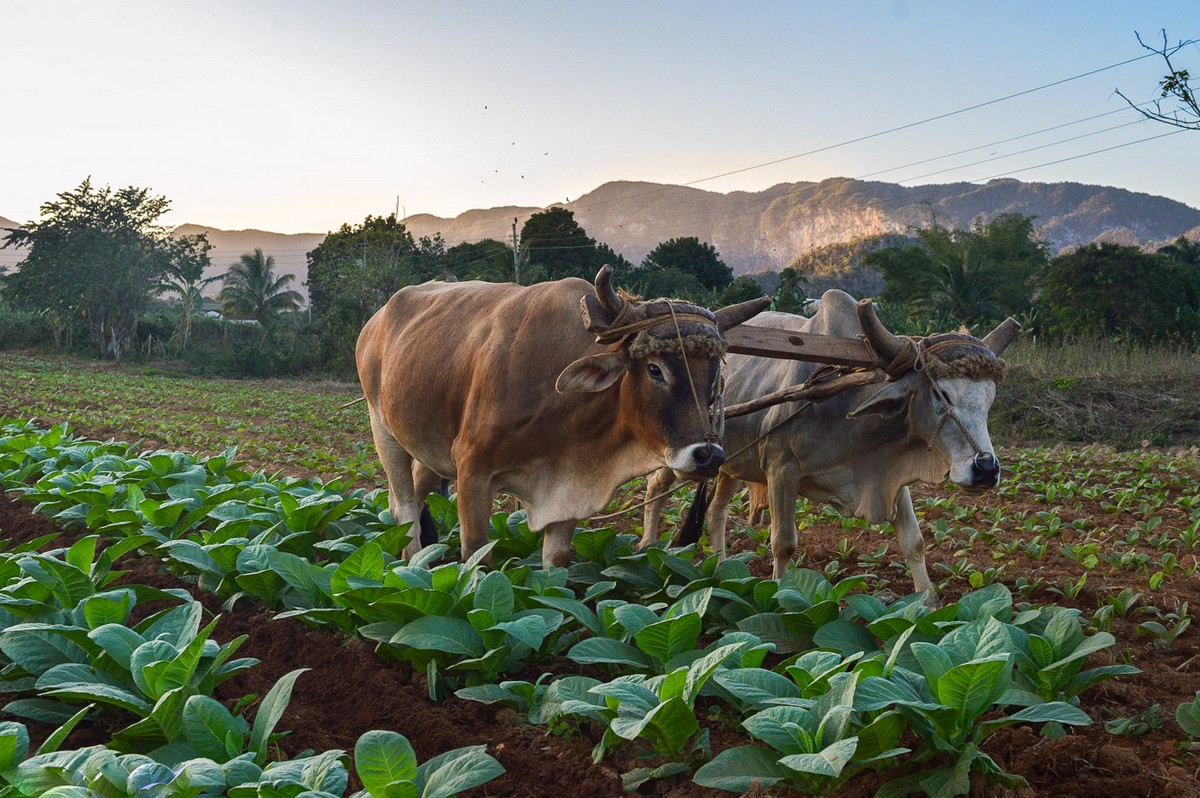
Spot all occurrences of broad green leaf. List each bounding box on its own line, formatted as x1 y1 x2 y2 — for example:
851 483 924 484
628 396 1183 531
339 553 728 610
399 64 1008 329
250 668 309 763
390 616 483 656
779 736 858 778
935 655 1010 727
182 694 246 761
417 744 505 798
744 705 817 753
635 613 702 665
473 571 515 623
693 745 786 791
354 729 417 794
568 638 654 669
331 541 385 595
492 615 547 651
713 668 803 709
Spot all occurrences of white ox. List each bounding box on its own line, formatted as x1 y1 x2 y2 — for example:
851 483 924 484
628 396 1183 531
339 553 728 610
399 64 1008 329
356 268 769 567
639 289 1017 603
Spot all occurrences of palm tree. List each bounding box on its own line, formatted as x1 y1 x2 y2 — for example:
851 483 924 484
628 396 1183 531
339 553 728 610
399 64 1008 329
1158 236 1200 266
219 248 303 326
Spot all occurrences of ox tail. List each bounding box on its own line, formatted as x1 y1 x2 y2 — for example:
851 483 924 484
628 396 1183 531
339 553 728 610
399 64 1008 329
418 479 451 547
678 479 710 546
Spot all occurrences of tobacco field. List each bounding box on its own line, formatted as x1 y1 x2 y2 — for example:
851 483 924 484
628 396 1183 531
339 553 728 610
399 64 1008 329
1 351 1198 797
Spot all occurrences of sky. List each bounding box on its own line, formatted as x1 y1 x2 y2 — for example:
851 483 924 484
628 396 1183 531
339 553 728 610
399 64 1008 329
1 0 1197 246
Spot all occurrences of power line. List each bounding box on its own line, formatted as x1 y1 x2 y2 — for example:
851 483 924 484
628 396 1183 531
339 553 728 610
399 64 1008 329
578 43 1196 210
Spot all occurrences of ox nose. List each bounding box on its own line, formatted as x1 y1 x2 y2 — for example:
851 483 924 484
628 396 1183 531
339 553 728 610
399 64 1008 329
691 443 725 477
971 451 1000 488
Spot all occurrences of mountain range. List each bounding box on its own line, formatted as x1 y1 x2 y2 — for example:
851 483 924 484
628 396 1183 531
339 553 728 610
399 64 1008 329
3 177 1199 300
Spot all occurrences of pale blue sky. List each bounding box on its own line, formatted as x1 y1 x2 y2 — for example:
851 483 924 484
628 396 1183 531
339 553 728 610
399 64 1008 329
2 1 1197 236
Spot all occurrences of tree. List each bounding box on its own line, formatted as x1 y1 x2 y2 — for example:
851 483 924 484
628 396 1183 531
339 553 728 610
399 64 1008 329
1 178 178 361
519 207 602 283
773 266 809 313
219 248 303 326
159 233 215 350
1116 30 1199 131
638 237 733 293
865 214 1047 327
447 239 513 282
720 275 767 307
1157 235 1200 266
1039 243 1200 344
305 214 445 366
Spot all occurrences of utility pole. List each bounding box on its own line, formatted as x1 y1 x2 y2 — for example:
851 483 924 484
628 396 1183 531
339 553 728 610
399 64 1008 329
512 217 520 284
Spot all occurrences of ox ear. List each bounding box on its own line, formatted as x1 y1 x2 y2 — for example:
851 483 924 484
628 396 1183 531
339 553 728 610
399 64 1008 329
556 352 630 394
847 379 916 419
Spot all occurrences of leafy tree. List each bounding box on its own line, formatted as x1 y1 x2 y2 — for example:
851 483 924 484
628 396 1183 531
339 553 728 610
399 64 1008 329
159 233 215 350
1157 235 1200 266
519 207 602 282
720 275 767 306
1039 243 1200 344
638 237 733 292
773 266 809 313
447 239 514 282
595 242 633 275
1 178 183 360
305 214 445 366
865 214 1048 327
1116 30 1199 131
219 248 303 327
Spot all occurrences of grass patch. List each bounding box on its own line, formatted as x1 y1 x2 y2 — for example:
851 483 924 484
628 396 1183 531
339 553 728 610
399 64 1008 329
995 337 1200 449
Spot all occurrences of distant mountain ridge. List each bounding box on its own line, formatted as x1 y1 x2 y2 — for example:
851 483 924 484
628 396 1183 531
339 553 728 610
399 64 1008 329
3 178 1199 293
402 177 1200 275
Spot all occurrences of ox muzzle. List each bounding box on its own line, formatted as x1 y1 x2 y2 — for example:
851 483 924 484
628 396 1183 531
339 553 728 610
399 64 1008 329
969 451 1000 489
672 442 725 478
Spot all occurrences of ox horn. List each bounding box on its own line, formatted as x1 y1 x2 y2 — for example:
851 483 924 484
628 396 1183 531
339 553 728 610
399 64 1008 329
982 317 1021 355
594 265 625 316
856 299 905 361
714 295 772 332
580 265 628 335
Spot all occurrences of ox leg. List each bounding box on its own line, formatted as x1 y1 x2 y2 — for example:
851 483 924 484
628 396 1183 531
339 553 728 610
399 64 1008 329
368 413 423 560
636 468 678 550
541 519 576 569
704 473 742 561
767 467 801 580
455 469 495 564
894 486 938 607
412 461 446 547
747 482 769 525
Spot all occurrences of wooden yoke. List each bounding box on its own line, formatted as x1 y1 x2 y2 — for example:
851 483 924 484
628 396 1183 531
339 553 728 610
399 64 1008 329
723 325 876 368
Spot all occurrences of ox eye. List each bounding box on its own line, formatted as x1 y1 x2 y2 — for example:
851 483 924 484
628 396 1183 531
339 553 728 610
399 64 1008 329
935 386 952 405
647 363 665 381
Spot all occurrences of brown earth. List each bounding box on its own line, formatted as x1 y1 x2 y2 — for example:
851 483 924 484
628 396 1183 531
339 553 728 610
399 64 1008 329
4 470 1200 797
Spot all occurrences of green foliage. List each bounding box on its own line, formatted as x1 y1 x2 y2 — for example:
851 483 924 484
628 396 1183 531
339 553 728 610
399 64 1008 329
1177 690 1200 739
1039 243 1200 345
518 207 606 283
218 249 303 326
772 266 809 313
865 214 1047 328
446 238 514 282
634 237 733 295
305 213 447 369
1 179 208 361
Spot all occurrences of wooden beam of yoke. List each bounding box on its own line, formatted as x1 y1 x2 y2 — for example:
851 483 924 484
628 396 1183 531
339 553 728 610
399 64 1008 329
723 326 876 368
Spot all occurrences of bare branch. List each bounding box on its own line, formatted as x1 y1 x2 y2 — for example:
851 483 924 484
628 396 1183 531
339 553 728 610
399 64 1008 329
1115 29 1200 131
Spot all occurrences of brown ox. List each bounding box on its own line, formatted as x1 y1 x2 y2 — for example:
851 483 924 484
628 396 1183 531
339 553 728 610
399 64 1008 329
356 267 768 567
